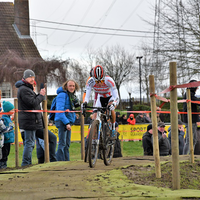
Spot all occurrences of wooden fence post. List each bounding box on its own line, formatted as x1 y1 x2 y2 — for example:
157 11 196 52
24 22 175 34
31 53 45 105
14 98 19 167
149 75 161 178
186 89 194 163
43 100 50 163
170 62 180 190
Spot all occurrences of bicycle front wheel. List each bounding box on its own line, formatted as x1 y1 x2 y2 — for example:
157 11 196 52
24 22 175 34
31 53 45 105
88 120 100 168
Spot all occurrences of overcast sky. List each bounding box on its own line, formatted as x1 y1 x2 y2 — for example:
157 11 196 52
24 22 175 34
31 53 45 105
2 0 154 98
28 0 154 60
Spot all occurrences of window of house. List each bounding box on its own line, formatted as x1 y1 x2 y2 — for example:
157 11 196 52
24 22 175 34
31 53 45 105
0 82 12 98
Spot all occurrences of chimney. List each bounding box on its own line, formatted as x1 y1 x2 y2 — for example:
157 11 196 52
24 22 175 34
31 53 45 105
14 0 30 36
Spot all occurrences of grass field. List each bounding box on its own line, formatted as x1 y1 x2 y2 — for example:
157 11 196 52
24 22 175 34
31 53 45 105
7 141 143 168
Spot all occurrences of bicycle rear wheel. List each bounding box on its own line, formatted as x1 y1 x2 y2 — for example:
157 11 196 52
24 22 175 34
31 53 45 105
102 123 115 166
88 120 100 168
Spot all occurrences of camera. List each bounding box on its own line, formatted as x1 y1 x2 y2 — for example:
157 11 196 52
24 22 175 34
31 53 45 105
71 94 80 110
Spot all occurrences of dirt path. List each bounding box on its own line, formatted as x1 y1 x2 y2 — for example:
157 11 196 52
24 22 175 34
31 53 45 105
0 155 200 200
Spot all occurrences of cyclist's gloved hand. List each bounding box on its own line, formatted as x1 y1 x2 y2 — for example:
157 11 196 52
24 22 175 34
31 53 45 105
81 102 87 109
108 102 116 111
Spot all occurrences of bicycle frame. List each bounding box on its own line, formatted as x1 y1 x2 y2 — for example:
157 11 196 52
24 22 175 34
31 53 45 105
82 105 115 168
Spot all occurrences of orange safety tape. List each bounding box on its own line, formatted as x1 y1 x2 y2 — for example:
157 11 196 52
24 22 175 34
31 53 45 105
0 111 15 115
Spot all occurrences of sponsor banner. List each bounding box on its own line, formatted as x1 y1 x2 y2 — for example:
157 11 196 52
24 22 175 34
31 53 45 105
17 124 185 143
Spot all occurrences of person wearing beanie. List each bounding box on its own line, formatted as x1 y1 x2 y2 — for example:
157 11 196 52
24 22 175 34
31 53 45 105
23 69 35 79
182 79 200 155
127 114 136 125
157 122 170 156
15 69 46 167
142 124 153 156
0 101 15 169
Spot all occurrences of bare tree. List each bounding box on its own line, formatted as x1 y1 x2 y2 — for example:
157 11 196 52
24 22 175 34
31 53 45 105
68 59 89 98
152 0 200 83
0 50 69 92
86 44 137 101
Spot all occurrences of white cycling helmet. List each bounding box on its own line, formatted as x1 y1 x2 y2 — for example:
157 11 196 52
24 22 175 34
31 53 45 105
93 65 104 81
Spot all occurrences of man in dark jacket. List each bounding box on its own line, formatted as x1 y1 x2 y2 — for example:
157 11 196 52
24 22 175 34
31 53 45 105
142 124 153 156
157 122 170 156
182 80 200 154
15 69 46 166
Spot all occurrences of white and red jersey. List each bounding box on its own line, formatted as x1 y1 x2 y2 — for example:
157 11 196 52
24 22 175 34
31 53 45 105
85 75 119 106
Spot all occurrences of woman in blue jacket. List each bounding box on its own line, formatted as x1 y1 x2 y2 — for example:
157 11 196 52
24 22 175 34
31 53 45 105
55 80 80 161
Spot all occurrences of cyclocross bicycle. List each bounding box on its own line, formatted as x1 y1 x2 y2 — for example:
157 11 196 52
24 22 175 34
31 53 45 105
82 105 115 168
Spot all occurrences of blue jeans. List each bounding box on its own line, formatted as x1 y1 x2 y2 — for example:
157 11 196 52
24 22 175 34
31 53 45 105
21 130 36 166
55 121 71 161
183 123 197 155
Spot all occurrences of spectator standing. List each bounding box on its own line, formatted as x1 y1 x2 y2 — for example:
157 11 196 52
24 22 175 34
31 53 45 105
168 119 185 155
157 122 170 156
17 79 57 163
142 124 153 156
15 69 46 166
127 114 136 125
0 101 15 169
182 80 200 155
119 114 128 124
55 80 80 161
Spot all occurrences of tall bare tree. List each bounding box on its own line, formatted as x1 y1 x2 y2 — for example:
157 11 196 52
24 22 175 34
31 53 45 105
86 44 137 101
68 59 89 99
152 0 200 84
0 50 69 93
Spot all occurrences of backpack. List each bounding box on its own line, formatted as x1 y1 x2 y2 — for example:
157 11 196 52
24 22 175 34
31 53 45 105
49 97 57 121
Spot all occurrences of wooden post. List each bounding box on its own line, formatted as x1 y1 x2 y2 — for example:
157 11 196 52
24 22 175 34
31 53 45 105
170 62 180 190
43 100 50 163
80 113 85 160
14 99 19 167
186 89 194 163
149 75 161 178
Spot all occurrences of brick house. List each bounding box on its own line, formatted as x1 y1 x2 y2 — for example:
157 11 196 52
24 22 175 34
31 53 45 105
0 0 42 99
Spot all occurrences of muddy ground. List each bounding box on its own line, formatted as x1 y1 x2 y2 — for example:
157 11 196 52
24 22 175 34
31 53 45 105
0 155 200 200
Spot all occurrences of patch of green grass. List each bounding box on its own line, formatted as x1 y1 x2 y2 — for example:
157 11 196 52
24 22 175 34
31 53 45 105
7 141 143 168
122 140 143 157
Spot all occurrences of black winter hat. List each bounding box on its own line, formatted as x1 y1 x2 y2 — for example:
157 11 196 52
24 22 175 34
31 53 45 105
147 124 152 132
188 80 198 91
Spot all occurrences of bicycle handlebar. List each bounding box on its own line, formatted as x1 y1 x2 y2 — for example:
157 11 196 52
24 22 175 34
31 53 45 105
81 105 109 117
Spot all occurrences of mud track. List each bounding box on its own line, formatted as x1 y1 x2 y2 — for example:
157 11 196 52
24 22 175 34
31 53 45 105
0 155 200 200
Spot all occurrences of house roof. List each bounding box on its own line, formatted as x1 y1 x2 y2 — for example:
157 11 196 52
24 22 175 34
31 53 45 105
0 2 41 58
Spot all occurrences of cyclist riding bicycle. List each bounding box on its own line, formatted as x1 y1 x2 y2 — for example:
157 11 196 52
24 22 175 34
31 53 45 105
82 65 119 140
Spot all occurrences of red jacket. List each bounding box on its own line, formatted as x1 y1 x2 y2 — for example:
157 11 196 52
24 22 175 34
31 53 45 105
127 114 136 125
